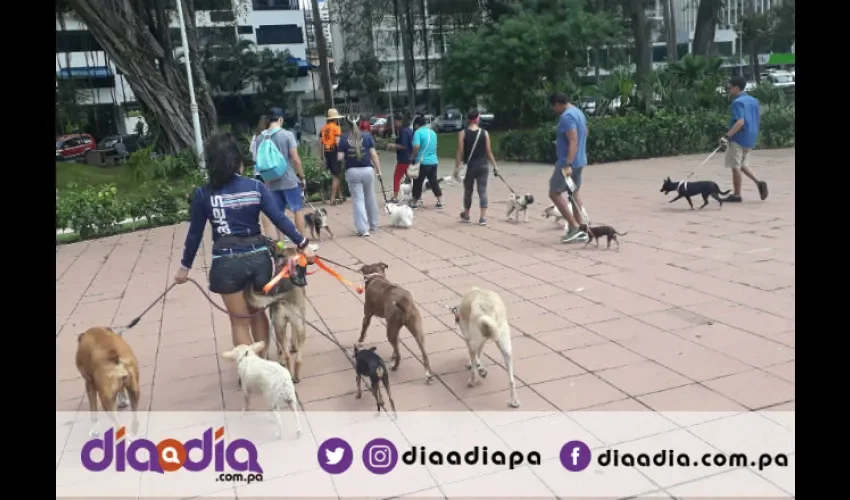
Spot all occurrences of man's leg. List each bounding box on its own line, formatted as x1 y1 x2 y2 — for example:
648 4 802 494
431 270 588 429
284 187 307 237
549 170 586 243
569 167 589 224
740 149 769 200
724 143 767 201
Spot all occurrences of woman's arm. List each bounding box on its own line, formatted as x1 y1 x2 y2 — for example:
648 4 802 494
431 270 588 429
180 188 207 269
484 131 498 170
454 129 466 170
370 148 382 177
258 182 308 248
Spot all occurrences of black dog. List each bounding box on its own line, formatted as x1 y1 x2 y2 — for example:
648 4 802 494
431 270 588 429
579 224 628 250
660 177 730 210
353 345 397 416
304 208 333 241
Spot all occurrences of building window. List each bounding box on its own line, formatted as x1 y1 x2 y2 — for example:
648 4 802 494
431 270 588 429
210 10 236 22
195 0 231 10
715 41 734 56
56 30 103 53
252 0 297 11
652 45 667 62
237 25 254 35
256 24 304 45
198 26 237 47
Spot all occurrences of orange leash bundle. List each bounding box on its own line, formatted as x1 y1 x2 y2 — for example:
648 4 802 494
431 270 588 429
313 256 364 294
262 254 363 294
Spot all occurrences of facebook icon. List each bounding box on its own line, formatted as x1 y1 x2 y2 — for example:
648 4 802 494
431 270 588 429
560 440 592 472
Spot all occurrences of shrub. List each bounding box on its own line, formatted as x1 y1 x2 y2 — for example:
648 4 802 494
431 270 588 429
126 147 200 182
56 184 126 239
499 108 795 164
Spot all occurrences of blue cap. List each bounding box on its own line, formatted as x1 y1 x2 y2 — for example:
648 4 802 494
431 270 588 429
268 107 285 120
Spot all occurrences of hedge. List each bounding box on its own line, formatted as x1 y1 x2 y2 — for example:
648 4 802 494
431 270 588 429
499 107 795 164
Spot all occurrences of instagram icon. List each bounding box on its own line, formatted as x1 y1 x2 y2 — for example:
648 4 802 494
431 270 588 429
362 438 399 474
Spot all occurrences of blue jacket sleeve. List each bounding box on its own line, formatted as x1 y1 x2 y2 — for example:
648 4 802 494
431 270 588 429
257 182 308 248
181 187 207 269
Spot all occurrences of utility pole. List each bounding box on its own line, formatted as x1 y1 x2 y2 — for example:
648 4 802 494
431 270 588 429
175 0 204 168
310 0 334 107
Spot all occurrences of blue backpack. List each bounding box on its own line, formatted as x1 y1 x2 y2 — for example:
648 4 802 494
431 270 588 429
255 129 289 182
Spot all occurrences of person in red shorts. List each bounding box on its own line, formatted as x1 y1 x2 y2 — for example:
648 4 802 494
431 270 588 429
385 113 413 203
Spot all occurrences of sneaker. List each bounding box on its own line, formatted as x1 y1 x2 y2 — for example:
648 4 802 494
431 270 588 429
388 198 398 204
757 181 769 201
358 232 370 237
410 200 419 209
435 201 444 209
479 218 487 226
723 194 743 203
562 227 589 244
370 225 379 232
459 211 470 223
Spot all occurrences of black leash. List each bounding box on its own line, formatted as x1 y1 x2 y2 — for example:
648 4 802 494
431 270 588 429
494 171 517 195
376 172 390 204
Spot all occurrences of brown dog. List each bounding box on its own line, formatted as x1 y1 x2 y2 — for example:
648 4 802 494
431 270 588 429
75 327 141 437
245 242 308 383
579 224 628 250
359 262 433 383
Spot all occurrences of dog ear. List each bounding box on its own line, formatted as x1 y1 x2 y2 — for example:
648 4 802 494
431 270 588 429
368 346 377 352
221 349 238 361
379 262 389 272
248 341 265 354
358 265 367 274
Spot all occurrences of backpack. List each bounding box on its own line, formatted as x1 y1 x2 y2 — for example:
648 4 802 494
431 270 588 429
255 129 289 182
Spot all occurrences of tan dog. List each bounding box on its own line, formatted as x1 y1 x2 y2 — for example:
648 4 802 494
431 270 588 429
452 287 520 408
359 262 433 383
75 327 141 436
245 244 308 383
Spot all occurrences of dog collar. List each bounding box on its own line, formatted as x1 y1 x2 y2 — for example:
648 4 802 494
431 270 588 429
362 273 384 287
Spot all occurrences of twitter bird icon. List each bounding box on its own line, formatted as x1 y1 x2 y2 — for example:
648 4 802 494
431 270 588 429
317 437 353 474
325 447 345 465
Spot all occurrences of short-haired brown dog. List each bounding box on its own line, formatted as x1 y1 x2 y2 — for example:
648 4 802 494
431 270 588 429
578 224 628 250
75 327 141 437
358 262 433 384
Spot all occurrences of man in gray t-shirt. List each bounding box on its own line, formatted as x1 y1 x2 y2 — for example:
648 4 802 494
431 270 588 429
252 107 307 238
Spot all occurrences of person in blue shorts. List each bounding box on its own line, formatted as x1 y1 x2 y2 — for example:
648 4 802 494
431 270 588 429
251 107 308 240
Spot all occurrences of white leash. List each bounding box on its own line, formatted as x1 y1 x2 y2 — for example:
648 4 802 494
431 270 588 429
676 146 722 192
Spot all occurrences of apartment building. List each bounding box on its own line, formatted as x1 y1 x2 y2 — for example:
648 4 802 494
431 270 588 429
56 0 314 138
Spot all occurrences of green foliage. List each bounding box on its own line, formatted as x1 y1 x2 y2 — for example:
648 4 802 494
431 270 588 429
440 0 626 128
126 147 200 183
747 82 788 108
56 184 124 239
499 108 795 164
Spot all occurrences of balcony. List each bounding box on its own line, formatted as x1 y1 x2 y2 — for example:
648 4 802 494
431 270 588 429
252 0 299 11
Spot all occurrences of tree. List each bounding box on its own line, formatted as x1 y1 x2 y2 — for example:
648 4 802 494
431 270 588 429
310 0 334 107
623 0 652 98
56 80 91 134
661 0 678 61
63 0 218 155
440 0 624 127
692 0 724 56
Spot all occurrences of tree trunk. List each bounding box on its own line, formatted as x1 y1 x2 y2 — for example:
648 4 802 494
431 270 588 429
66 0 216 154
662 0 677 61
626 0 651 94
692 0 721 56
397 0 417 112
311 0 335 107
419 0 430 113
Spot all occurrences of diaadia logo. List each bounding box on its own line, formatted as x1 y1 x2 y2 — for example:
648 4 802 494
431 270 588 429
80 426 263 475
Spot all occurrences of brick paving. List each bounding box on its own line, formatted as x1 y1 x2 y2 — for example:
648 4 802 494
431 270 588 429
56 149 794 499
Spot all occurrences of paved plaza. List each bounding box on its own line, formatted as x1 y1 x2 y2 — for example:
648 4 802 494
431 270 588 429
56 149 795 499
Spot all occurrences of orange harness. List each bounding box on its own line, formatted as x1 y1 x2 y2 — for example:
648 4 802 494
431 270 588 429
263 255 364 294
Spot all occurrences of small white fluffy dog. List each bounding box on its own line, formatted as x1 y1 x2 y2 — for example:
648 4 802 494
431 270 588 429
451 287 520 408
385 202 414 228
399 182 413 201
506 193 535 223
221 341 302 438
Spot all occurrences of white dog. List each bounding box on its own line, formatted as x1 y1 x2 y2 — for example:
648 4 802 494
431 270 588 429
399 182 413 201
385 202 414 228
506 193 535 223
221 341 302 438
451 287 520 408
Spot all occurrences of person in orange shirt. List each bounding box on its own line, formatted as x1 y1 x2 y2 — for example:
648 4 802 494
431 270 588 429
320 108 344 204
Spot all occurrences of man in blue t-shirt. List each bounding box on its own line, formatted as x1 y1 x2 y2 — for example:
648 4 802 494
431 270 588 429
549 93 590 244
720 76 769 202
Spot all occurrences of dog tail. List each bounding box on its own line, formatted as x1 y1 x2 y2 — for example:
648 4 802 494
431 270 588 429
479 317 498 340
719 189 731 195
615 232 628 236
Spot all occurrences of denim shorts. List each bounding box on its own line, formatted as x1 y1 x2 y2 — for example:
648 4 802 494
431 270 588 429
208 247 273 295
272 187 304 213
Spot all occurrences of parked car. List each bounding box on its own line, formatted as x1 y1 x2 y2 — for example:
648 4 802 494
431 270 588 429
478 108 495 127
370 115 391 137
56 133 96 161
422 114 438 129
100 134 147 158
438 108 463 132
761 70 794 88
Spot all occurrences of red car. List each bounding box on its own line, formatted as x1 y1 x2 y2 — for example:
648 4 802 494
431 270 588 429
369 115 391 137
56 133 96 161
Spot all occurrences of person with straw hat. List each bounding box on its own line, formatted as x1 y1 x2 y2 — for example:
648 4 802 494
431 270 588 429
320 108 345 205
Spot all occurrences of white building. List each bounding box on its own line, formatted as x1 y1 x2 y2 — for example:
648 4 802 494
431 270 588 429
56 0 314 137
